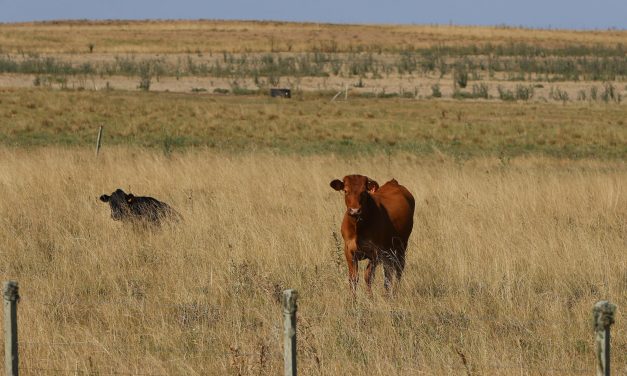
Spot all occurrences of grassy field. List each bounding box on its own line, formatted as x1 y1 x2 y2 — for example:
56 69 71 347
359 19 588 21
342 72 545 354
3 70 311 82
0 88 626 158
0 148 625 375
0 19 626 375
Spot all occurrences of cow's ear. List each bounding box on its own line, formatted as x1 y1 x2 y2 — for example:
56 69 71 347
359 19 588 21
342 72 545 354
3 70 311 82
330 179 344 191
126 193 135 203
100 195 110 202
367 179 379 193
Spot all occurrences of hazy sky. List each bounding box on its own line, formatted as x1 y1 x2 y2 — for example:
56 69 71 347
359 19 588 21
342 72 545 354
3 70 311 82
1 0 626 30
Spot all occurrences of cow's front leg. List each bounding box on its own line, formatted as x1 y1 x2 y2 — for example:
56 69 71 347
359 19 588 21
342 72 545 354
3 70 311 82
345 243 359 293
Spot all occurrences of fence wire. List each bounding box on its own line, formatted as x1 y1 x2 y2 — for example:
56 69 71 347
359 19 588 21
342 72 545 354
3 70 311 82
21 296 550 326
7 290 613 376
21 367 169 376
20 360 592 375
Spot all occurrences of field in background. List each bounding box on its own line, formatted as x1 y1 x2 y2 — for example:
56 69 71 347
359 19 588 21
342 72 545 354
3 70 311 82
2 20 625 53
0 20 626 100
0 148 625 375
1 89 626 158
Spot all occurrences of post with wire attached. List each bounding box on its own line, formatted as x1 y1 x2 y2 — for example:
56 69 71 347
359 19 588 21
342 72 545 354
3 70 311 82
593 300 616 376
4 281 19 376
282 289 298 376
95 125 104 157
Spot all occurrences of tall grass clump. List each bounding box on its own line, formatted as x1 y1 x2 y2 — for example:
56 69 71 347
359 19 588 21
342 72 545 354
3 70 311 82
497 85 515 101
430 83 442 98
549 86 570 103
472 83 490 99
515 84 534 101
600 82 622 103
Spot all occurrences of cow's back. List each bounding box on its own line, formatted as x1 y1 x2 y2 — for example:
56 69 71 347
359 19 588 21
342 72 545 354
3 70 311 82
373 179 415 241
131 197 173 222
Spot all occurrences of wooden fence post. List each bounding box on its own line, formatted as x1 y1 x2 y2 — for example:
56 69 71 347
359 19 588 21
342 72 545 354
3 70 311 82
282 289 298 376
95 125 104 157
4 281 19 376
593 300 616 376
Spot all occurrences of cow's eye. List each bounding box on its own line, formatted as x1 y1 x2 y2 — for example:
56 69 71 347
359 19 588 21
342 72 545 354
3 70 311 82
343 190 348 195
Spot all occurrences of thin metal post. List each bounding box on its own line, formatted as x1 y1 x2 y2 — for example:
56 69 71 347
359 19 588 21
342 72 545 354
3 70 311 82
95 125 104 156
282 289 298 376
4 281 19 376
593 300 616 376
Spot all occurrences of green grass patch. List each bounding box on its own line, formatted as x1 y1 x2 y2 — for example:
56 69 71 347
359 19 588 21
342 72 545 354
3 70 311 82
0 88 625 159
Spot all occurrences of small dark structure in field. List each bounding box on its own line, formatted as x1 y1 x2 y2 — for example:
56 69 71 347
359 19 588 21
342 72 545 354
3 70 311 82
270 88 291 98
100 189 180 225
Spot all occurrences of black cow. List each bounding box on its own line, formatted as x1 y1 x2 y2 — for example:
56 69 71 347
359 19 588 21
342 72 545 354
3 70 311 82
99 189 180 225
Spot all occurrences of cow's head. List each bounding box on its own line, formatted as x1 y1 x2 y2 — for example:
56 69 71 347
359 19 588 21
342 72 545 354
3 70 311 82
100 189 135 221
330 175 379 219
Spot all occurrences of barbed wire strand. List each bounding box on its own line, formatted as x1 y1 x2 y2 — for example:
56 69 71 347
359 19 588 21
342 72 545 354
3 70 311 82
19 343 595 374
21 299 549 326
21 367 168 376
21 360 592 376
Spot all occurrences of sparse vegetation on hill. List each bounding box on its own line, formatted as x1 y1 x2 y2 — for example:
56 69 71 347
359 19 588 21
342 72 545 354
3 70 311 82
0 21 625 101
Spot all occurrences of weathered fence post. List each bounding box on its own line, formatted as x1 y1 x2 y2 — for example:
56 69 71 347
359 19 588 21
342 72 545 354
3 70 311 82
95 125 104 157
593 300 616 376
282 289 298 376
4 281 19 376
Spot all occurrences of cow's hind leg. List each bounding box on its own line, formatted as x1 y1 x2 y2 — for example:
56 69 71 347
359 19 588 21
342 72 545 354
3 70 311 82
383 263 394 293
394 251 406 282
364 260 378 295
383 248 405 295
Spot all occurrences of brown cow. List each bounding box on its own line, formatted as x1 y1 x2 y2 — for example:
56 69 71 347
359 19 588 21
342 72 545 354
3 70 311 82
330 175 415 294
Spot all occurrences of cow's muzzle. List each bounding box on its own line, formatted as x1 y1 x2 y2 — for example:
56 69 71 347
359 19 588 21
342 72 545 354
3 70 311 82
348 208 362 218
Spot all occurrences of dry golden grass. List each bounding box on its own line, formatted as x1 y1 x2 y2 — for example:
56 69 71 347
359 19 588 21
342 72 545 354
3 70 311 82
0 20 625 53
0 147 625 375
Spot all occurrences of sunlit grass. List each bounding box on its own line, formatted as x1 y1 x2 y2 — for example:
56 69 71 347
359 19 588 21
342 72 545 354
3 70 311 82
0 147 625 374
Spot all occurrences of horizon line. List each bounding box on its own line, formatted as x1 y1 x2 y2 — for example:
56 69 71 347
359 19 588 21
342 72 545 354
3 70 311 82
1 17 625 32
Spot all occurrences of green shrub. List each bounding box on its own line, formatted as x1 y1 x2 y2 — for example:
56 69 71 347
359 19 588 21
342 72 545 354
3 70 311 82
472 83 489 99
497 86 515 101
601 82 621 103
549 87 569 102
452 90 474 100
454 66 468 88
431 84 442 98
138 61 152 91
400 91 415 99
515 85 534 101
232 87 258 96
